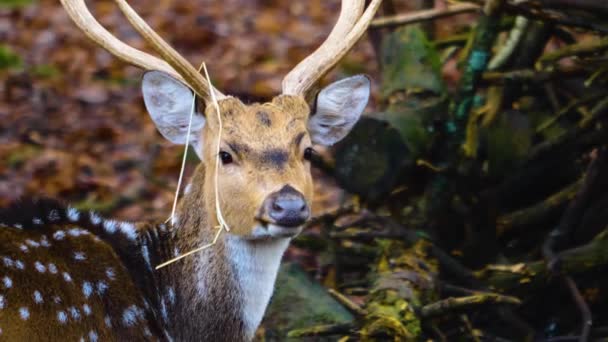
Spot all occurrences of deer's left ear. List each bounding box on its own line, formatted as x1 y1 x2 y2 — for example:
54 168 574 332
308 75 370 146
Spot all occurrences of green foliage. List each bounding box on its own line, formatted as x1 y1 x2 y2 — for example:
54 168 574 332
0 44 23 71
0 0 35 9
31 64 60 79
381 26 445 98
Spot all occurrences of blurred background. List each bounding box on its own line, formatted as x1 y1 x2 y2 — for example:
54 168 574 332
2 0 608 340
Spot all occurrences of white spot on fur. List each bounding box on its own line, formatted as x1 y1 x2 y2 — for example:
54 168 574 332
173 247 180 257
224 236 290 339
88 331 98 342
53 230 66 240
167 287 176 305
82 282 93 298
103 220 117 234
15 260 24 270
48 209 60 221
53 296 62 304
104 315 112 327
19 307 30 320
96 281 108 295
119 222 137 240
57 311 67 324
0 295 5 309
19 244 28 252
3 276 12 289
63 272 72 282
33 291 43 304
161 299 168 322
68 228 88 237
90 212 102 225
105 267 115 280
67 207 80 222
122 305 143 327
141 244 152 269
144 327 152 337
14 223 23 229
2 257 13 267
184 183 192 194
74 252 86 261
25 239 40 248
35 261 46 273
83 304 92 316
48 263 58 274
40 236 51 247
69 306 81 320
32 217 43 225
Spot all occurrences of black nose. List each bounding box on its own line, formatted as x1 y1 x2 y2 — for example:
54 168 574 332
264 185 310 227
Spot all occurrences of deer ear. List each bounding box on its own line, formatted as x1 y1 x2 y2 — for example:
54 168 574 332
308 75 370 146
142 71 206 158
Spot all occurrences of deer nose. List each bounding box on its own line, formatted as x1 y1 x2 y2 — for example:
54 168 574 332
264 185 310 227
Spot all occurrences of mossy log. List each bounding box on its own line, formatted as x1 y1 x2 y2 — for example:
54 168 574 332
475 233 608 292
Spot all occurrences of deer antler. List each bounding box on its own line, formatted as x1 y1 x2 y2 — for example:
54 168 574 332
60 0 225 103
282 0 383 96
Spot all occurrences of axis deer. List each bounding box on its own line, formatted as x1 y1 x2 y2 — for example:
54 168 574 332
0 0 381 340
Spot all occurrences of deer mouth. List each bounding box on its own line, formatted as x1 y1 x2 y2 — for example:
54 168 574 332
251 219 304 239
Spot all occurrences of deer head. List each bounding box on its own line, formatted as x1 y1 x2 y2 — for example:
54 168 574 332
61 0 381 239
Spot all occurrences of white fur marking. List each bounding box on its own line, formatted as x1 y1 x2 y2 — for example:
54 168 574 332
97 281 109 295
104 315 112 327
2 277 11 288
103 220 117 234
25 239 40 248
19 307 30 320
74 252 86 261
167 287 176 305
34 261 46 273
57 311 68 324
15 260 24 270
83 304 92 316
119 222 137 240
48 263 58 274
90 212 102 225
82 282 93 298
19 244 28 252
89 331 98 342
225 236 290 339
106 267 115 280
33 290 43 304
32 217 42 225
67 207 80 222
2 257 12 267
63 272 72 282
53 230 66 240
141 244 152 270
0 295 5 309
69 306 81 320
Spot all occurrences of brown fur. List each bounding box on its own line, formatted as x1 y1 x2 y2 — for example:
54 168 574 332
197 95 314 236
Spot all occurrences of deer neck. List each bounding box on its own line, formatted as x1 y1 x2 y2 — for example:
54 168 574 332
155 165 289 341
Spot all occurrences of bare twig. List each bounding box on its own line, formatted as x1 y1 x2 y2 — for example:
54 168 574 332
327 289 368 317
370 4 480 29
420 293 521 318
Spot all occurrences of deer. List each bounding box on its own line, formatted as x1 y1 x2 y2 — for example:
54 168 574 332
0 0 381 340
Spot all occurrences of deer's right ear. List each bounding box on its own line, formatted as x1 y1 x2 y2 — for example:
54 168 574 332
142 71 206 158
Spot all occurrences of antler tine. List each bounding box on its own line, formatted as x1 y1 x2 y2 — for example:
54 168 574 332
282 0 382 96
60 0 183 81
114 0 225 102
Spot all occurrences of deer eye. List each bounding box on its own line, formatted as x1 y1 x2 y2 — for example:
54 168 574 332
219 151 233 165
303 147 314 161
